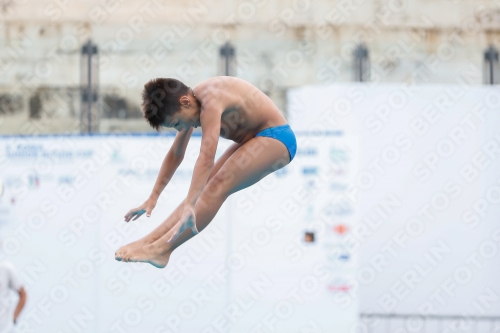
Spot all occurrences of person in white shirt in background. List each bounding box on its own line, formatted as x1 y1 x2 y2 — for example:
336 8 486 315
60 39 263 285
0 260 27 333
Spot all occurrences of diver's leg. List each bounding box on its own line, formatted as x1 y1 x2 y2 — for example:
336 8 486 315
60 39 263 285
115 142 242 258
123 136 290 268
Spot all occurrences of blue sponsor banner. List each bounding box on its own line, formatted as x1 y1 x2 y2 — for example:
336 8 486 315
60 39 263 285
296 147 318 157
302 166 318 175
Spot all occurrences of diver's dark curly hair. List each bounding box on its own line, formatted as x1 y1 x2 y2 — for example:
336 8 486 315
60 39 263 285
141 78 189 131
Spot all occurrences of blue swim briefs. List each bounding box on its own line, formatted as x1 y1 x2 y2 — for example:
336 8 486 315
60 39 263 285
254 124 297 162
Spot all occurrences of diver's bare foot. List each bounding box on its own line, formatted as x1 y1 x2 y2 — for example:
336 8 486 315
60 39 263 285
115 218 181 258
115 243 172 269
115 237 154 259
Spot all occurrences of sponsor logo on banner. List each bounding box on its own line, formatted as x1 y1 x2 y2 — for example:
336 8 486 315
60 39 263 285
302 166 318 175
110 149 125 163
329 182 347 191
304 231 315 243
304 179 317 190
27 174 40 188
58 176 75 184
333 224 349 235
327 277 352 293
296 147 318 157
274 167 288 178
3 177 21 187
328 167 346 177
304 205 314 221
339 253 349 260
5 144 94 161
118 168 192 180
322 200 353 217
326 243 352 264
118 168 162 180
329 145 349 163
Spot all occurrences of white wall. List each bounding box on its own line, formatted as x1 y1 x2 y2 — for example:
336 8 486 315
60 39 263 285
288 83 500 330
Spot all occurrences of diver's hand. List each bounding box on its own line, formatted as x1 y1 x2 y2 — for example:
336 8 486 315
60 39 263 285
167 205 198 243
124 198 157 222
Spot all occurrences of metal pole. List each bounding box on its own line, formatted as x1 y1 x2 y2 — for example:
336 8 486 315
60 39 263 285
487 46 493 85
358 55 362 81
354 44 368 82
220 42 234 76
485 46 499 85
490 49 494 85
87 40 92 134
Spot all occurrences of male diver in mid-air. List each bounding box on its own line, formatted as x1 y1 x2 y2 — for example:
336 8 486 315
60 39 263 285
115 76 297 268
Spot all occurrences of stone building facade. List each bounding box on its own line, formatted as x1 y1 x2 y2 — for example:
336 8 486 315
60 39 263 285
0 0 499 134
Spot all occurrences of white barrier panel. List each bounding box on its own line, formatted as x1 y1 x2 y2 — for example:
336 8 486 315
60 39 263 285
0 132 358 332
288 83 500 316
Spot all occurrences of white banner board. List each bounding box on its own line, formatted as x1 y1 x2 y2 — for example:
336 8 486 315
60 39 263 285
0 132 358 332
288 83 500 318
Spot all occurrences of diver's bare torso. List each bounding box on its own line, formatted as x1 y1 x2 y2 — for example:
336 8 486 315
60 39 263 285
193 76 287 144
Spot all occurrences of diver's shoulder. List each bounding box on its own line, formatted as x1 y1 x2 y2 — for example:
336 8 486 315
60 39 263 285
200 76 250 87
